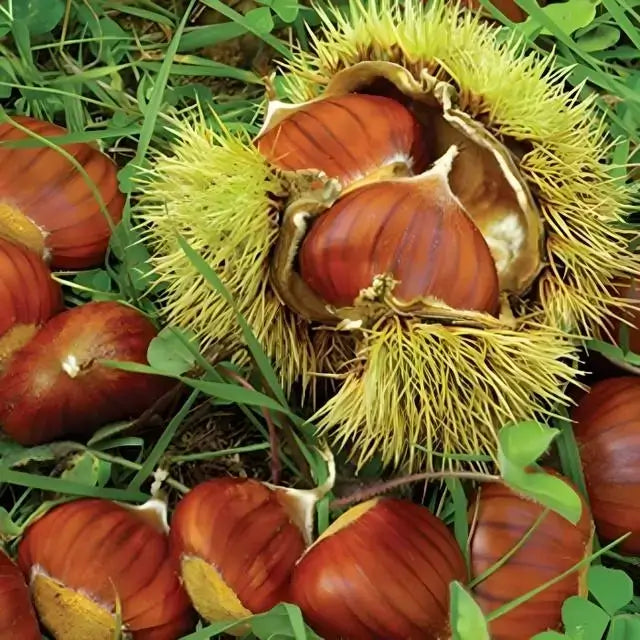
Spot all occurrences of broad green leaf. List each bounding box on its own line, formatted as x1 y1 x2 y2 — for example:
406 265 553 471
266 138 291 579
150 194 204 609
538 0 601 36
14 0 65 35
272 0 300 22
502 466 583 525
244 6 275 33
498 421 559 468
147 327 198 376
532 632 568 639
61 452 111 488
607 614 640 640
577 25 621 51
588 566 633 615
450 582 491 640
562 596 610 640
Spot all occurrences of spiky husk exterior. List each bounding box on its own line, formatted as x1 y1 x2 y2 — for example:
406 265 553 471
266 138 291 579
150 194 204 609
282 0 637 334
136 1 639 470
137 114 323 389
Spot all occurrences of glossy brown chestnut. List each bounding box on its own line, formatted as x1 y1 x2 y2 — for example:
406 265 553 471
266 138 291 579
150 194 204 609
469 481 593 640
169 477 308 630
0 549 40 640
290 497 466 640
0 301 174 445
298 155 500 313
0 237 62 364
572 376 640 555
18 498 194 640
0 115 124 269
256 93 428 188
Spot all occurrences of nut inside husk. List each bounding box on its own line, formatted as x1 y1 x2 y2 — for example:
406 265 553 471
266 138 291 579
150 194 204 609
266 61 544 327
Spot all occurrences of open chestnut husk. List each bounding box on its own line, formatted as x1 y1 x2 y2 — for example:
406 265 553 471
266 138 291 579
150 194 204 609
0 237 62 365
572 376 640 555
469 480 593 639
290 497 466 640
169 476 321 631
0 549 40 640
18 498 194 640
0 300 174 445
0 115 124 269
139 0 638 471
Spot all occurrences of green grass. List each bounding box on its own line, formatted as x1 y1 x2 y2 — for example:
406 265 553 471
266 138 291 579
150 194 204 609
1 0 640 638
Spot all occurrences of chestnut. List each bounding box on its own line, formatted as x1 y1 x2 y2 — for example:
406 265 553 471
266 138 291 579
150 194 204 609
0 237 62 365
290 497 466 640
469 480 593 639
298 147 500 314
256 92 428 189
169 477 312 631
572 376 640 555
0 115 124 269
0 549 40 640
18 498 194 640
0 300 174 445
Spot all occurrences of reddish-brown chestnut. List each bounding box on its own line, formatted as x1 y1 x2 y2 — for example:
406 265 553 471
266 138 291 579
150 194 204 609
256 93 428 188
298 146 500 314
0 549 40 640
572 376 640 555
290 497 466 640
0 115 124 269
0 300 174 445
0 237 62 365
18 498 194 640
169 477 315 631
469 481 593 640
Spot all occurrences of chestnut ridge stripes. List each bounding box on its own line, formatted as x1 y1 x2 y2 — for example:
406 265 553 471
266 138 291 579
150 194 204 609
298 176 500 314
0 116 124 270
256 93 428 187
572 377 640 556
0 237 62 362
16 498 195 639
468 479 593 640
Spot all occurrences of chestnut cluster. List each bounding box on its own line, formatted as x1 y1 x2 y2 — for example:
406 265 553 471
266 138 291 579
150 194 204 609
0 116 173 446
0 471 598 640
257 93 507 322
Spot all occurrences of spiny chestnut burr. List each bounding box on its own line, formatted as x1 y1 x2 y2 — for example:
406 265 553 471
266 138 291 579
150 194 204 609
0 115 124 269
256 93 429 188
169 477 314 631
572 376 640 555
298 146 500 314
0 300 174 445
18 498 194 640
0 237 62 365
0 549 40 640
290 497 466 640
469 480 593 640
